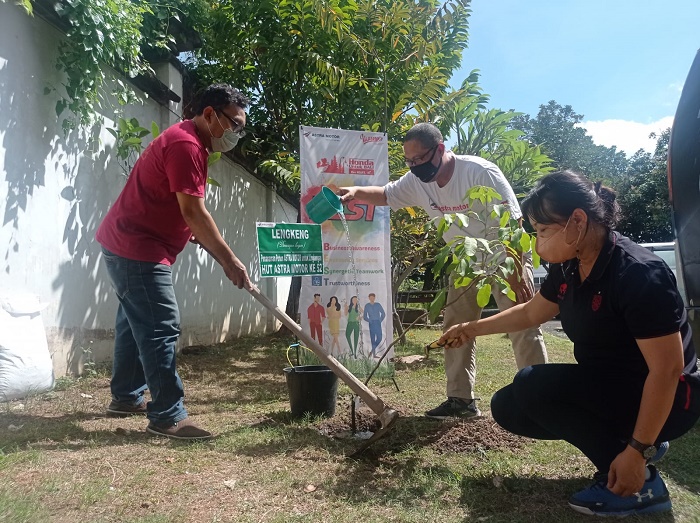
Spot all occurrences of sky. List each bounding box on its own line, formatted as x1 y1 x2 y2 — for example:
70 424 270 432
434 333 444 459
455 0 700 156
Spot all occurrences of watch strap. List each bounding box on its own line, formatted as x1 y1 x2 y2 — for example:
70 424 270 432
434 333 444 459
628 437 656 458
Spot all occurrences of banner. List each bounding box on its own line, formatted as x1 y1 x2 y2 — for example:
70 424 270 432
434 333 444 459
299 126 393 377
256 222 323 277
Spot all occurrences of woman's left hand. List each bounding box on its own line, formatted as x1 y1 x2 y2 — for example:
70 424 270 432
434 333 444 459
607 446 647 497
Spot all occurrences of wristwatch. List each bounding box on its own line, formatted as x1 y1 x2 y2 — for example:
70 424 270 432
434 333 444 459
628 437 657 460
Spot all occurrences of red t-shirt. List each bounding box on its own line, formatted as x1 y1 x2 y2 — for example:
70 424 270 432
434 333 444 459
96 120 209 265
307 302 326 324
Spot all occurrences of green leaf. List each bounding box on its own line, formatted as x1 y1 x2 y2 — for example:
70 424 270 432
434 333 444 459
432 249 451 275
502 256 515 276
206 177 221 187
531 236 541 267
462 237 478 257
151 121 160 138
519 231 531 252
428 288 447 323
208 152 221 166
454 275 473 288
476 282 492 308
454 212 469 228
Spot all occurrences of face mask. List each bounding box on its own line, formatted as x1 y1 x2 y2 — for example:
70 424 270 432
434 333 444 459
208 113 241 152
410 147 442 183
536 215 581 251
561 215 585 248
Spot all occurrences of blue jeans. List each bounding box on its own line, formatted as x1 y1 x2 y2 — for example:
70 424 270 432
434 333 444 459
101 248 187 424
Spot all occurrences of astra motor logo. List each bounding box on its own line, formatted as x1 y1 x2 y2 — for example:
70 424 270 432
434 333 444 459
305 131 341 141
360 133 384 144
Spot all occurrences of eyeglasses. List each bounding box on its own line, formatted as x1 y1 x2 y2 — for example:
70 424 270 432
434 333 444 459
404 146 437 167
217 110 247 137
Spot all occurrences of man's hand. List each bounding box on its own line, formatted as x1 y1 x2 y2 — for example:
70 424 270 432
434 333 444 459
336 186 356 203
607 446 647 497
507 270 534 304
223 256 252 290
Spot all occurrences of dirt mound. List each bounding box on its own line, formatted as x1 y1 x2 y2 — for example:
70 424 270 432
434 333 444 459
317 411 527 454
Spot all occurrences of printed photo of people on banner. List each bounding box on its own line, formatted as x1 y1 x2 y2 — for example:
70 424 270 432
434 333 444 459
299 126 393 377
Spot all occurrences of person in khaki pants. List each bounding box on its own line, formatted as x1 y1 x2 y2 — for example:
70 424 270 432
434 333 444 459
441 265 546 417
338 122 548 418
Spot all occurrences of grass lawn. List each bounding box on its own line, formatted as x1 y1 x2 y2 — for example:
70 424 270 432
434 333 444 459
1 328 699 522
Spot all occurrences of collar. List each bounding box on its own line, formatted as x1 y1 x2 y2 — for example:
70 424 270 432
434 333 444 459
561 230 617 284
586 230 617 282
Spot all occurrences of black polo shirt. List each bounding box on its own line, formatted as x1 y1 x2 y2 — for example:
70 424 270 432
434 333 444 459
540 232 697 380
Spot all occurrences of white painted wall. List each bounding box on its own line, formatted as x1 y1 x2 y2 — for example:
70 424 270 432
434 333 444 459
0 3 295 376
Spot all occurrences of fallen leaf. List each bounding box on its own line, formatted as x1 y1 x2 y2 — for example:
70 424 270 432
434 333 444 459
304 484 317 493
80 393 93 399
223 480 237 490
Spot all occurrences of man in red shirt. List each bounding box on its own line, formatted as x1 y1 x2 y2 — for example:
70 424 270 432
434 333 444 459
307 293 326 345
96 84 250 440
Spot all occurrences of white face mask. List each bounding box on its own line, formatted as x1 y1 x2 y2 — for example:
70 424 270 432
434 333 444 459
208 113 241 152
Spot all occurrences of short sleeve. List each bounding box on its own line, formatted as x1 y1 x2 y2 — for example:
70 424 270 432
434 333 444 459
539 263 561 304
384 172 421 210
478 166 522 220
616 261 684 339
163 140 208 197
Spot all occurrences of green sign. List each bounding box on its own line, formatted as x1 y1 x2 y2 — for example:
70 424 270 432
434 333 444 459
256 222 324 277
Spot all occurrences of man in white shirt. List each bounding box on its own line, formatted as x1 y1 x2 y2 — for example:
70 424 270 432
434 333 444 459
337 123 548 418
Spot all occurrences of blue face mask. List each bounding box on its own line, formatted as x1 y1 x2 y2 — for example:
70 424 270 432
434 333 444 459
410 147 442 183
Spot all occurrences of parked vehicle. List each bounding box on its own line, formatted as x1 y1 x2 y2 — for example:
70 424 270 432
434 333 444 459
532 241 686 306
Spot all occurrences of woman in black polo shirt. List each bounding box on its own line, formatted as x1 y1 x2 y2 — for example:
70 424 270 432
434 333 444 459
440 170 700 517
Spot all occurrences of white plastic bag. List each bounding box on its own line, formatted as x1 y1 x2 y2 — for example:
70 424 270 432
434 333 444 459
0 293 54 401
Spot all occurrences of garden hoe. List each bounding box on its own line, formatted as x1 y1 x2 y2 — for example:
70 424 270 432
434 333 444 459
193 241 398 454
247 284 399 456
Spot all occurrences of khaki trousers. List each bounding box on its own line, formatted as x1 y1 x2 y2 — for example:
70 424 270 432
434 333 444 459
442 262 548 400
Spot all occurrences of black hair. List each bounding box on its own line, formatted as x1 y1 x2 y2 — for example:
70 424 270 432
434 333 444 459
327 296 341 311
348 296 359 313
313 293 321 298
195 84 249 115
403 122 443 149
521 170 620 230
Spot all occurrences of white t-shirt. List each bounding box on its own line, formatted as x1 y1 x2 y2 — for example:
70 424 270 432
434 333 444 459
384 154 522 243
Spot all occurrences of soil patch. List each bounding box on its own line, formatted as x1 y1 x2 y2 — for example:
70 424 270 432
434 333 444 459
316 410 527 455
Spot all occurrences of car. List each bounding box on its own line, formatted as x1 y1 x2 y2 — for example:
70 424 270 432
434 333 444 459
531 241 687 307
532 262 549 291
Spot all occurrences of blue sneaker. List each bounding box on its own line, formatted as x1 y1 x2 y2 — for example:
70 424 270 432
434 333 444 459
649 441 669 463
568 465 672 516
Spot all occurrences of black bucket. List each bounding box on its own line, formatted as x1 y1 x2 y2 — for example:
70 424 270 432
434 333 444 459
283 365 338 418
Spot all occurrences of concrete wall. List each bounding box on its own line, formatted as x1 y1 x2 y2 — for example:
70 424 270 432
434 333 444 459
0 3 295 376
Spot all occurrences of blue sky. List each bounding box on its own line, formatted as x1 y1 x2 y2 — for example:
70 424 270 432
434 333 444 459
455 0 700 155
